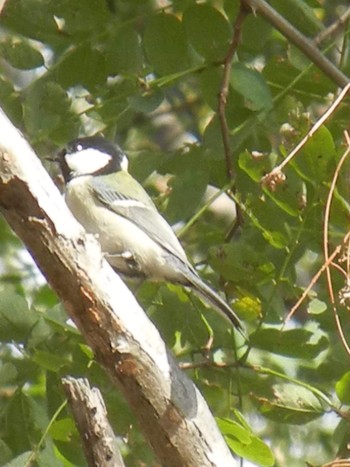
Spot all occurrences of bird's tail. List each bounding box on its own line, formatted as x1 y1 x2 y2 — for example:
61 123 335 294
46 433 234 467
185 269 246 338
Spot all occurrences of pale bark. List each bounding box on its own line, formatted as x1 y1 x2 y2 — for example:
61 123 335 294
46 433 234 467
0 108 237 467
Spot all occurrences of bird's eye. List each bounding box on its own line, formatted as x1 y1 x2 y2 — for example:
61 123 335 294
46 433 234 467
76 144 83 151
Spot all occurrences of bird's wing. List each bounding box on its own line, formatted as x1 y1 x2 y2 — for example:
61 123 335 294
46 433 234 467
91 174 189 264
91 175 245 334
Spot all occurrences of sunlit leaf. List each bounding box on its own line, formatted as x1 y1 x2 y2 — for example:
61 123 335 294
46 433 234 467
307 298 327 315
49 418 77 442
3 451 33 467
218 417 274 466
217 418 251 443
336 372 350 405
226 435 275 467
252 383 325 424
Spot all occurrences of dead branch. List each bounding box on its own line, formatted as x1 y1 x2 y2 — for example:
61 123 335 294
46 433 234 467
62 377 125 467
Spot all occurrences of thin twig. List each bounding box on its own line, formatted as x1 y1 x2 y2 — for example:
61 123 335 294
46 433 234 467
314 7 350 45
321 460 350 467
285 231 350 323
242 0 350 87
262 82 350 189
24 400 67 467
181 360 336 409
217 4 249 236
323 131 350 357
285 134 350 326
218 2 248 180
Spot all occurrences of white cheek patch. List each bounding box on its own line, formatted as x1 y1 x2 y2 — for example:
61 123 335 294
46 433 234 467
120 155 128 171
66 148 112 176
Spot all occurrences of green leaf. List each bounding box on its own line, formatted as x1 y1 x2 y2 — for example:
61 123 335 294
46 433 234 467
56 44 107 90
166 169 209 223
253 383 325 424
27 318 53 349
238 150 273 182
250 328 328 358
0 285 37 343
128 87 164 114
239 151 306 219
143 13 190 76
4 390 47 453
35 441 63 467
226 435 275 467
43 307 81 338
234 292 262 322
0 38 44 69
336 372 350 405
263 56 335 97
269 0 324 36
32 351 70 372
49 418 77 442
297 125 336 184
149 284 209 348
208 241 275 285
0 362 18 386
1 0 61 45
52 0 110 36
230 63 273 111
241 14 272 51
289 45 313 71
3 451 33 467
307 298 327 315
105 25 143 74
199 67 224 110
0 77 22 125
32 284 59 311
23 81 72 138
217 417 274 466
217 418 251 443
183 4 232 61
263 166 305 217
0 439 12 465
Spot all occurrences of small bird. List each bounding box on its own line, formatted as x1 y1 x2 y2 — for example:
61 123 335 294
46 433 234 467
57 136 244 334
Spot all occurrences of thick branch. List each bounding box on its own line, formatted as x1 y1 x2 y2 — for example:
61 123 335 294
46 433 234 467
0 108 236 467
62 377 125 467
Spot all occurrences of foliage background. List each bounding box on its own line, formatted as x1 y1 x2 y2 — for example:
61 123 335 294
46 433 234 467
0 0 349 466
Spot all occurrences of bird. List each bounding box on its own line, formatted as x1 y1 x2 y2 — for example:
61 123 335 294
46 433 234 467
57 135 244 334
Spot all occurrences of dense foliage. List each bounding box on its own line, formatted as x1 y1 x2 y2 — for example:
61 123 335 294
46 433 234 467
0 1 349 465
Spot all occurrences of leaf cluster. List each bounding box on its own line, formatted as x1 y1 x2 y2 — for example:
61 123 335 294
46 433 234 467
0 0 350 466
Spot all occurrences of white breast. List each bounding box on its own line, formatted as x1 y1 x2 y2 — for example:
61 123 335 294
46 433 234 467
65 176 187 282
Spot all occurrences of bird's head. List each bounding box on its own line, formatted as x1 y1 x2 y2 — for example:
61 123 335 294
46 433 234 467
57 136 128 182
